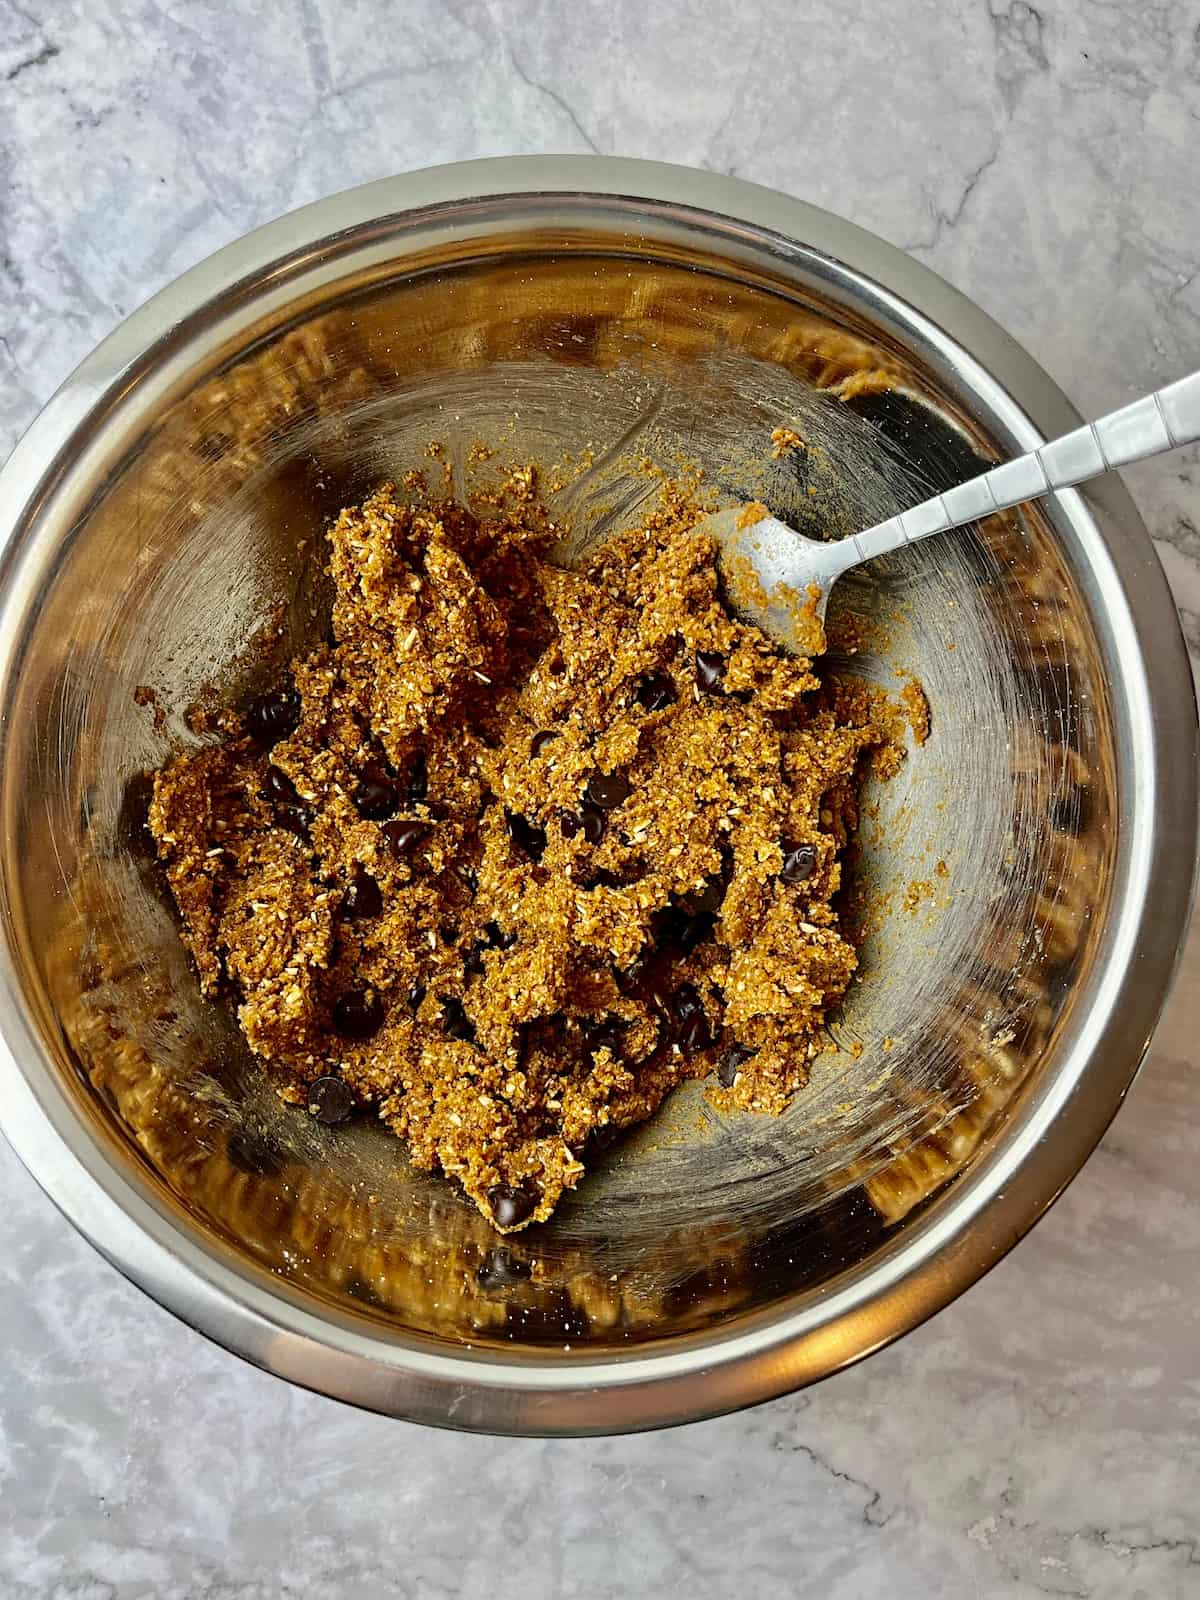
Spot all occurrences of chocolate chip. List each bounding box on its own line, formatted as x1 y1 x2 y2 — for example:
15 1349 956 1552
650 904 690 951
263 766 313 840
488 1182 539 1228
581 867 628 891
355 763 399 821
246 687 301 745
680 912 716 952
307 1074 356 1123
695 650 726 693
263 764 299 804
651 903 714 954
678 1010 714 1054
581 803 606 845
560 803 606 845
614 953 652 996
440 995 476 1043
581 1014 626 1063
505 809 547 862
683 875 725 917
407 982 426 1012
718 1043 756 1087
669 982 704 1025
485 920 517 950
275 803 312 842
440 923 459 946
340 869 382 921
382 819 433 859
406 752 428 806
634 670 677 712
476 1247 532 1289
331 989 384 1041
780 842 818 884
585 771 631 810
530 729 560 757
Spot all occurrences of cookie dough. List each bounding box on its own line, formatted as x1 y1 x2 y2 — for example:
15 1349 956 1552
149 471 891 1231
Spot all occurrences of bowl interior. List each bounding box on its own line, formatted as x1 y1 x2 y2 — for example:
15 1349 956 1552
1 205 1114 1352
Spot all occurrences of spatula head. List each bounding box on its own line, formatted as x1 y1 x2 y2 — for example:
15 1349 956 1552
692 505 845 656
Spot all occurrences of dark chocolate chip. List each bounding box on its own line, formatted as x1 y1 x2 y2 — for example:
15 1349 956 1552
695 650 726 693
634 670 677 712
581 803 606 844
264 763 313 839
488 1182 539 1228
505 808 547 862
382 819 433 859
581 867 628 891
614 953 652 997
440 923 459 946
718 1043 756 1087
678 1010 715 1054
406 752 428 806
246 687 301 745
340 870 382 921
275 803 312 843
651 903 713 954
355 763 400 821
440 995 476 1043
407 982 426 1012
585 771 631 810
263 764 300 804
650 904 690 951
780 842 819 885
307 1074 356 1124
687 869 727 916
560 810 581 840
463 925 509 975
530 729 560 757
678 911 716 952
331 989 384 1041
669 982 704 1025
476 1247 532 1289
581 1014 626 1063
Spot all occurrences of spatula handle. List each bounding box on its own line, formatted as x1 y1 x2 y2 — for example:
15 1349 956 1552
850 370 1200 562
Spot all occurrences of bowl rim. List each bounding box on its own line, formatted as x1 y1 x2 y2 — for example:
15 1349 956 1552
0 154 1195 1435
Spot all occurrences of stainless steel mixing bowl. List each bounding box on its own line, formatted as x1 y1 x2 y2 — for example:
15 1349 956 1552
0 157 1195 1436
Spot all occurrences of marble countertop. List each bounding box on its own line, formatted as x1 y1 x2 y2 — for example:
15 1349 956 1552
2 1 1199 1595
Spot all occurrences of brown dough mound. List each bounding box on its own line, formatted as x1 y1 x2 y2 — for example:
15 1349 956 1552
149 475 889 1231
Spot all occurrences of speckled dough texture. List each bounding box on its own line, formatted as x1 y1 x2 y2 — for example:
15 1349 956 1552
149 471 893 1231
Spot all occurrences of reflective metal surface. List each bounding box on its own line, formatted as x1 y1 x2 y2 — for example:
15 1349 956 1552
0 157 1194 1435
